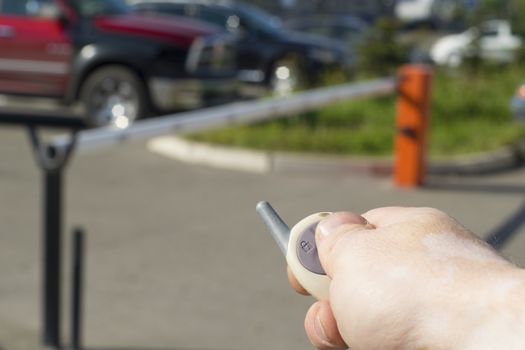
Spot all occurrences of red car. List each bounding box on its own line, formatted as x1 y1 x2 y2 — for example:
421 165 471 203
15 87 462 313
0 0 237 128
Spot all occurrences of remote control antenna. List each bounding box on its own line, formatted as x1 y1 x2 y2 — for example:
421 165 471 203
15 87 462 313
256 201 290 255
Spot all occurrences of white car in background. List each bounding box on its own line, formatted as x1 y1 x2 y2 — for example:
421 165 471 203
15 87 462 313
395 0 435 23
396 0 467 27
430 20 522 67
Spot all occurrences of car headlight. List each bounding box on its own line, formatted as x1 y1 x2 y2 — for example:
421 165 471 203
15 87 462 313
307 48 339 64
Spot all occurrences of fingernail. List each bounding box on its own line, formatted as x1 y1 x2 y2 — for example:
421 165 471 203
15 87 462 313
314 310 332 346
318 212 368 238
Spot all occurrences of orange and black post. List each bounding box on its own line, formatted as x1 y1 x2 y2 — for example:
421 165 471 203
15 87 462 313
394 65 433 188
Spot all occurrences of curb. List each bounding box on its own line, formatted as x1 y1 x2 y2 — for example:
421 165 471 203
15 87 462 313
147 136 525 176
428 145 525 176
147 136 271 173
428 142 525 175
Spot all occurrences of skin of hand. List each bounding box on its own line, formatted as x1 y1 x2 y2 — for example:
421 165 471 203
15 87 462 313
288 207 525 350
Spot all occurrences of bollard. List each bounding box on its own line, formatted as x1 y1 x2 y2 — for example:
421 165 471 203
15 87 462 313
394 65 433 188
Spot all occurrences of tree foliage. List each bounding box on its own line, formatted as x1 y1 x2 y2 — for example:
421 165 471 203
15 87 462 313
356 18 408 76
508 0 525 37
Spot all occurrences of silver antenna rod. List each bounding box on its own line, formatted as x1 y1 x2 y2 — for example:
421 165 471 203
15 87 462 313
256 201 290 255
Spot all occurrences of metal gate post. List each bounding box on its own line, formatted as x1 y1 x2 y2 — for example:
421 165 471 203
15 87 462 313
28 128 79 349
43 167 63 348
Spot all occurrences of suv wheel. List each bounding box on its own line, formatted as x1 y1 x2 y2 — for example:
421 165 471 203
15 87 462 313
269 55 306 96
80 66 149 129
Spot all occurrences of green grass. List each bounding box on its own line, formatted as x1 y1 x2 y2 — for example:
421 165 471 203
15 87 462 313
189 65 525 157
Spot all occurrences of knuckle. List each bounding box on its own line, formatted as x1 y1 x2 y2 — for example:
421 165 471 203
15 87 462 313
417 207 450 223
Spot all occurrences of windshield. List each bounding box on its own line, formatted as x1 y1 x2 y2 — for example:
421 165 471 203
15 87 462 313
236 3 282 34
69 0 131 17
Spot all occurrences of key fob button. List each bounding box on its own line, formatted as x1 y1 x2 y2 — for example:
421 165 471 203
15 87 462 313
296 222 326 275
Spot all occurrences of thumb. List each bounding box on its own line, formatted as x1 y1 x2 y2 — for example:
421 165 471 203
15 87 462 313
316 212 374 278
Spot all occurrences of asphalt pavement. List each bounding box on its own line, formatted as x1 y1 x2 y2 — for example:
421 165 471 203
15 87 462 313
1 126 525 350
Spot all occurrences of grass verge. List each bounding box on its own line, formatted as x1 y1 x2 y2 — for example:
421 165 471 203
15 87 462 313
188 65 525 157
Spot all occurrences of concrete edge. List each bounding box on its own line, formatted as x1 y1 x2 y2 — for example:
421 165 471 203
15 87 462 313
147 136 525 176
429 139 525 175
147 136 271 174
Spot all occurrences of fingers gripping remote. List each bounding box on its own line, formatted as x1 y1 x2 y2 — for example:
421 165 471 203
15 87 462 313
256 201 331 300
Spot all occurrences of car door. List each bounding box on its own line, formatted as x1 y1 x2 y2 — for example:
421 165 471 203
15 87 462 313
0 0 73 97
478 22 504 61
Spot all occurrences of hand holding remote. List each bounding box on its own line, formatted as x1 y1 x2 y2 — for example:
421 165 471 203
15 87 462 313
295 208 525 350
259 203 525 350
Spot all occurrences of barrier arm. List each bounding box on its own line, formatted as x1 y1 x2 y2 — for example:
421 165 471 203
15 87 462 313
52 77 398 153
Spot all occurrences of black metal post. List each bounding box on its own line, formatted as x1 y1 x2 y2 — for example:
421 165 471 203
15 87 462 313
71 228 85 350
26 128 80 350
0 112 85 350
43 166 63 349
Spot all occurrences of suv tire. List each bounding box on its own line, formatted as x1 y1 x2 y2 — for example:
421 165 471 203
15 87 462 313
80 65 149 128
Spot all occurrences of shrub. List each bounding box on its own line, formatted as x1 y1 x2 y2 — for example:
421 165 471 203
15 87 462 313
356 18 409 76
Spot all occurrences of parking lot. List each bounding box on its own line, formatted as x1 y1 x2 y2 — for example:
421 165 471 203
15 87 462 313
0 124 525 350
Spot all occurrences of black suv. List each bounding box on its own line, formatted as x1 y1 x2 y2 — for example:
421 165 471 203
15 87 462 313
133 0 349 95
0 0 237 128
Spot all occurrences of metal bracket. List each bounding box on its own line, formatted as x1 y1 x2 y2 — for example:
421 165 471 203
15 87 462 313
28 127 78 172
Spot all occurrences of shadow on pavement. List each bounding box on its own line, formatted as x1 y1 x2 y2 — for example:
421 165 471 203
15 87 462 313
485 200 525 250
425 177 525 250
424 179 525 195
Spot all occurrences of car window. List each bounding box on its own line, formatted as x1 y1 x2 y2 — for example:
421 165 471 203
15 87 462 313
236 3 282 33
480 28 498 37
333 25 362 44
69 0 130 17
194 6 229 28
0 0 54 16
135 2 185 16
480 23 500 37
163 3 185 15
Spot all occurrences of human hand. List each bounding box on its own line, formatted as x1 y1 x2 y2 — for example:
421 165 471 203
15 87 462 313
288 207 525 350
